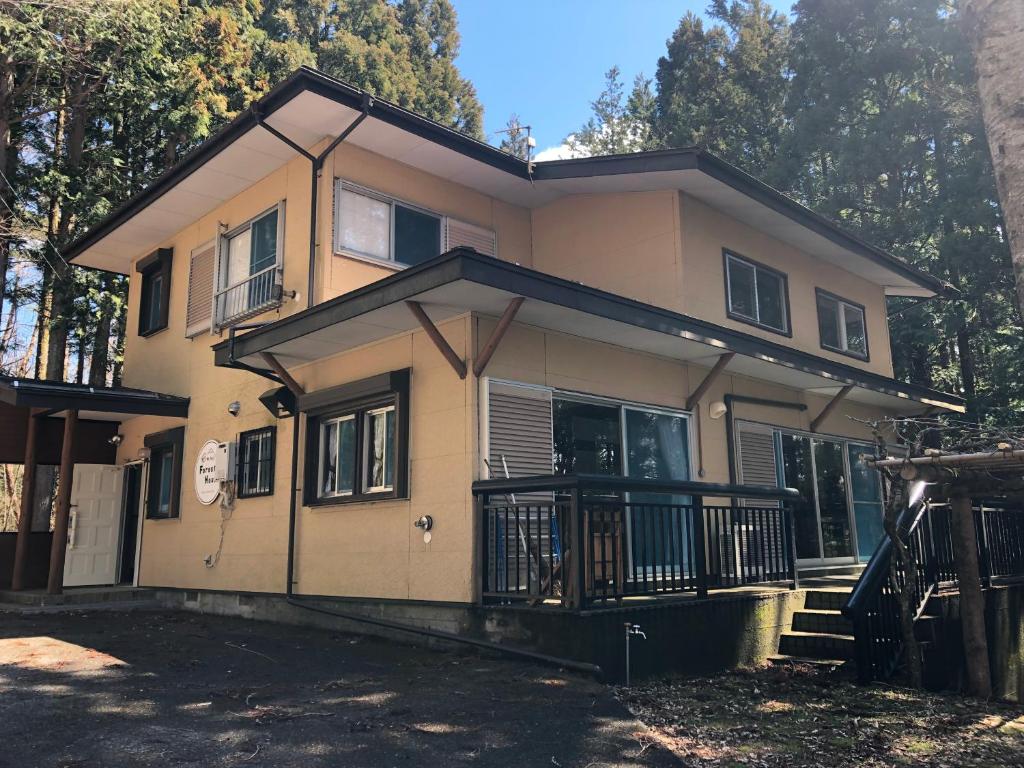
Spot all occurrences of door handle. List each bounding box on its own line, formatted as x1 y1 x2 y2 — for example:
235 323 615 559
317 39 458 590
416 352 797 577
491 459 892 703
67 505 78 549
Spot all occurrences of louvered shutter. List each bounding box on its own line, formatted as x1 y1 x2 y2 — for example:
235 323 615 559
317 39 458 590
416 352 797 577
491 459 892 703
445 218 497 257
487 381 553 479
185 243 215 337
733 421 785 581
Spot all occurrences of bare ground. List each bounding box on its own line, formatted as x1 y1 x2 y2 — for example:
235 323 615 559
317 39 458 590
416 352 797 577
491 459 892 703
0 609 676 767
616 664 1024 767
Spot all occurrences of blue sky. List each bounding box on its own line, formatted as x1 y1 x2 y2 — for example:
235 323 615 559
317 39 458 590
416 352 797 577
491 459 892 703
452 0 709 157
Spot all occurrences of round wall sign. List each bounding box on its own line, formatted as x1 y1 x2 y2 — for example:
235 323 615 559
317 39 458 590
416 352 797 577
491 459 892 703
194 439 221 505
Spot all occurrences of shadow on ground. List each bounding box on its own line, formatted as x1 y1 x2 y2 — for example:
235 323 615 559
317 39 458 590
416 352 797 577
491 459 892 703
0 609 678 767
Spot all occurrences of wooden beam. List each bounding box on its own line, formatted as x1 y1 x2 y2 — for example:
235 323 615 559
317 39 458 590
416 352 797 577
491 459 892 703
10 409 40 591
406 301 467 379
473 297 525 378
685 352 735 412
260 351 305 396
809 385 854 432
47 409 78 595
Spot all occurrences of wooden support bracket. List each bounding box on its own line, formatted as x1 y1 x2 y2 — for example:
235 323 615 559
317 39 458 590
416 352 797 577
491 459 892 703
685 352 734 412
260 352 306 396
809 384 854 432
406 301 467 379
473 297 525 378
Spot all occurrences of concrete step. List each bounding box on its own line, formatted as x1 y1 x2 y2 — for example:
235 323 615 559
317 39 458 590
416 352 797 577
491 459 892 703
804 590 851 612
0 587 155 607
0 598 162 615
778 630 855 660
768 654 849 669
791 608 852 635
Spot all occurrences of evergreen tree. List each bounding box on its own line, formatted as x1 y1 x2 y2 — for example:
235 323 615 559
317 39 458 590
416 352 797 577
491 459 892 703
567 67 659 157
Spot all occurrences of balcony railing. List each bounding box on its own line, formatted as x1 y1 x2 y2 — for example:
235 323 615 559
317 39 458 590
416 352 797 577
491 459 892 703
214 265 283 328
473 474 800 610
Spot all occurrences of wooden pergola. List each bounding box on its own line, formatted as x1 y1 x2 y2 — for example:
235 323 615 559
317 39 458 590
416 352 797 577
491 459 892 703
0 377 189 594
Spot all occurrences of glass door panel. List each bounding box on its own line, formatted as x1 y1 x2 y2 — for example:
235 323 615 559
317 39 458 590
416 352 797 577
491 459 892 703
624 409 691 571
848 442 885 561
552 399 621 476
779 433 821 560
814 439 854 559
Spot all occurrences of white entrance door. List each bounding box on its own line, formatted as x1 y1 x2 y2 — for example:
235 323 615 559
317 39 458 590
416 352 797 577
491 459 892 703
63 464 124 587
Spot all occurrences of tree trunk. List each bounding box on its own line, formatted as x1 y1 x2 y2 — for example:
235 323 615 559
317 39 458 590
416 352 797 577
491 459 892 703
962 0 1024 321
949 494 992 699
34 268 51 379
0 53 13 312
883 478 923 687
88 275 113 386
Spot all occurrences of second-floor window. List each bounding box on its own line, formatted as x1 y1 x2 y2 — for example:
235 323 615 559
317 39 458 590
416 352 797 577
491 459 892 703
724 251 790 334
816 289 868 359
136 248 172 337
215 203 284 327
335 181 442 267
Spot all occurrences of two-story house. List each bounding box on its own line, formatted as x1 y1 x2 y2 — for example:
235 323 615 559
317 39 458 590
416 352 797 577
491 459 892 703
24 67 963 674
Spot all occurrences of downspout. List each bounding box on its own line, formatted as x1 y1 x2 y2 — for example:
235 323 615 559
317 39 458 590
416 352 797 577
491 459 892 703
253 92 373 309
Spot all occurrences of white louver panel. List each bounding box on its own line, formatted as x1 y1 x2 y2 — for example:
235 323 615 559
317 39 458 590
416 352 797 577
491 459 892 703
736 422 781 508
487 381 553 479
446 218 497 257
185 243 215 337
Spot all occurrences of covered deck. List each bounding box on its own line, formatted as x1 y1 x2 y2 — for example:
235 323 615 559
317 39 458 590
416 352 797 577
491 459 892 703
0 376 189 594
473 474 803 611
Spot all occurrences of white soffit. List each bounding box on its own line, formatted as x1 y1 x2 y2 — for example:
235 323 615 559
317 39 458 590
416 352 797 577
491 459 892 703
242 279 949 414
74 87 931 298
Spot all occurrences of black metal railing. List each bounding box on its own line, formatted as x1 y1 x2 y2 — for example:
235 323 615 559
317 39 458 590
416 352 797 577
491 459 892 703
843 495 1024 684
473 474 800 610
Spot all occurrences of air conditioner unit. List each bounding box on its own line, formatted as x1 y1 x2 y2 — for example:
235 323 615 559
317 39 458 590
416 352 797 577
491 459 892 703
215 441 236 482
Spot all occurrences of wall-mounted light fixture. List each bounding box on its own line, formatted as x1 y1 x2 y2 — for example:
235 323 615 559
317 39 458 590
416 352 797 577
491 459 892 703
227 401 241 417
709 401 728 420
108 434 124 446
137 447 152 461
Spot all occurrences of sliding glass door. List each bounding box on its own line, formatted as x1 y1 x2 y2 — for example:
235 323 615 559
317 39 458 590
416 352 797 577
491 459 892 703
552 396 692 573
777 432 856 564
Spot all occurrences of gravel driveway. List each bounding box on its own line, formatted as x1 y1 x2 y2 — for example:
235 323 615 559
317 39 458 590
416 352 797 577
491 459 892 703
0 609 677 767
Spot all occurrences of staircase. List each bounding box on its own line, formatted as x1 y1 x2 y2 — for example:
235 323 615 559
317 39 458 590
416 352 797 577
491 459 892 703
769 575 860 669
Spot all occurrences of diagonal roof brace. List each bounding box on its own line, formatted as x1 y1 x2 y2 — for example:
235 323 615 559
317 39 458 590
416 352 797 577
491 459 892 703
810 384 854 432
406 300 467 379
686 352 735 412
473 297 524 378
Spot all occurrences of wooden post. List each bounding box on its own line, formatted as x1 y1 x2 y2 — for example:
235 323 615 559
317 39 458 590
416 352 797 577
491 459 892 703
949 493 992 699
47 409 78 595
473 297 525 377
810 385 854 432
10 410 40 591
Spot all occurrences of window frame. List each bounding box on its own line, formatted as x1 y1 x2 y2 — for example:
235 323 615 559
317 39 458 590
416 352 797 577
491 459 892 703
136 247 173 337
144 426 184 520
236 425 276 499
302 369 410 507
723 249 791 336
815 288 870 361
333 180 444 268
215 202 286 328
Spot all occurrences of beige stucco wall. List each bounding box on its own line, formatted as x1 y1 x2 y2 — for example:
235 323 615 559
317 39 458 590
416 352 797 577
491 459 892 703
530 190 894 378
679 195 894 377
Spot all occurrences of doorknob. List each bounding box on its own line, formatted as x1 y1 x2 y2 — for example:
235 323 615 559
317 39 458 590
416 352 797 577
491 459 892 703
67 505 78 548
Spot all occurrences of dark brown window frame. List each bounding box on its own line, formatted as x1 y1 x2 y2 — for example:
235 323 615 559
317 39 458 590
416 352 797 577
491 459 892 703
136 247 173 337
302 369 410 507
815 287 870 361
237 425 276 499
144 426 184 519
722 249 792 337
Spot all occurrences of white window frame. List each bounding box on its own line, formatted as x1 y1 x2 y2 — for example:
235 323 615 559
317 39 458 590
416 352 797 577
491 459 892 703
817 290 868 359
214 202 285 327
317 413 356 500
333 180 444 267
724 251 790 334
363 405 396 493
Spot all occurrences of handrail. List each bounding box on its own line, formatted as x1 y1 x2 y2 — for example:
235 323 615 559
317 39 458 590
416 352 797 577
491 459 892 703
214 262 281 297
843 499 926 617
472 473 801 501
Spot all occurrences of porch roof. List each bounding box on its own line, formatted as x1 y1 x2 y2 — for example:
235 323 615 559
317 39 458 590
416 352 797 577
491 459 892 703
0 376 190 421
211 249 964 414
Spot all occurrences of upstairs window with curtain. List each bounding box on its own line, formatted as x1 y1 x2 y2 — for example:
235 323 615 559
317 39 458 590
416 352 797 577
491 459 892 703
215 204 284 327
335 182 442 267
